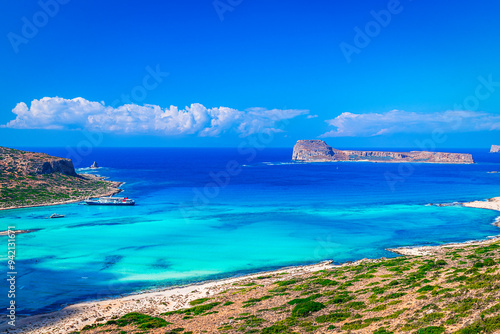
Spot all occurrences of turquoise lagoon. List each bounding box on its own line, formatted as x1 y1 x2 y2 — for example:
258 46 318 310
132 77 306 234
1 147 500 315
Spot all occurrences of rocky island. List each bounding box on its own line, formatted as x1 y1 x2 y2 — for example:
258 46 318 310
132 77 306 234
0 147 122 210
490 145 500 153
292 140 474 164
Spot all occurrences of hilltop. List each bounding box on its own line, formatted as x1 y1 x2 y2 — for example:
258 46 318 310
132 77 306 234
0 147 121 210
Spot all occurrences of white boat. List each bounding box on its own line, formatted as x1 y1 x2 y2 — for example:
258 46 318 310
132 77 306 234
84 196 135 206
50 213 65 218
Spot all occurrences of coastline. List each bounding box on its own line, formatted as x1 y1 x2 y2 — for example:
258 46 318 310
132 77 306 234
4 194 500 333
1 261 335 333
463 196 500 216
8 234 500 333
0 174 123 212
387 234 500 256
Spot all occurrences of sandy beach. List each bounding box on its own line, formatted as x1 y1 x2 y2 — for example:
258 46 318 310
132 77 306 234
1 261 334 334
387 234 500 256
7 233 500 333
462 197 500 227
463 197 500 212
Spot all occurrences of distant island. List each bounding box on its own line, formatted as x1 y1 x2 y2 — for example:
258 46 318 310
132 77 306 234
292 140 474 164
491 145 500 153
0 147 122 210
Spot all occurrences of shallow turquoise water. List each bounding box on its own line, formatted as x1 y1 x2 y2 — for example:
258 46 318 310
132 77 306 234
1 147 500 315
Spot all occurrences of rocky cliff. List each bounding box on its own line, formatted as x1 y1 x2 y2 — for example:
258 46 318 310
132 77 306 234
292 140 474 164
0 147 121 209
0 147 77 176
491 145 500 153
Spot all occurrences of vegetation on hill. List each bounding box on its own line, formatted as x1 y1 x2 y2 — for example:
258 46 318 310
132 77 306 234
0 147 120 209
73 240 500 333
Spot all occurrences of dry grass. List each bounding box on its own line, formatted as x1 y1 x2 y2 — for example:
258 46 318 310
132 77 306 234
75 241 500 334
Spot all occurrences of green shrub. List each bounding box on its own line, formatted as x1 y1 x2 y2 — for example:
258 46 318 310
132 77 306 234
189 297 211 306
291 301 325 317
276 279 299 287
417 285 436 293
346 301 366 310
481 303 500 316
422 312 444 322
287 294 322 305
315 312 350 323
163 302 221 316
455 315 500 333
341 320 369 330
311 278 338 286
416 326 445 334
105 312 171 329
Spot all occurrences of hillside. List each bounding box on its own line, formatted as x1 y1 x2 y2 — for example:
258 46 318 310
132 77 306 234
19 238 500 334
0 147 121 209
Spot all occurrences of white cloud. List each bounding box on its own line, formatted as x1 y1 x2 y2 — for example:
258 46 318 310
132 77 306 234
320 110 500 137
4 97 309 137
307 114 319 119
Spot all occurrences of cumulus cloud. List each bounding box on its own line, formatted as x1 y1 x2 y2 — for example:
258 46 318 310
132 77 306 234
320 110 500 137
4 97 309 137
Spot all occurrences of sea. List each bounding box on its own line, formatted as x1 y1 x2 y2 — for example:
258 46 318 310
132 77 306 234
1 147 500 316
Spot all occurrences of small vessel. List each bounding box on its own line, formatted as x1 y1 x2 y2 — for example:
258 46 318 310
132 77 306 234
84 196 135 206
49 213 65 218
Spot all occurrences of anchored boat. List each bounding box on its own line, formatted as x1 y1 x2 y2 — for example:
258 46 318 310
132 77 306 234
49 213 65 218
84 196 135 206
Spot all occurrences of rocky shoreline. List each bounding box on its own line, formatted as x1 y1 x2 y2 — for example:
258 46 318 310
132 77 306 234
0 174 123 211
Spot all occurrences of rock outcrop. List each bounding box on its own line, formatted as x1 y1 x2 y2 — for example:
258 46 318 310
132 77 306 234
33 159 78 176
0 147 78 176
490 145 500 153
292 140 474 164
0 147 121 210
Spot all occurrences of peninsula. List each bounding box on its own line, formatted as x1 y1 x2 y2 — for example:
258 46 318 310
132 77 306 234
0 147 122 210
292 140 474 164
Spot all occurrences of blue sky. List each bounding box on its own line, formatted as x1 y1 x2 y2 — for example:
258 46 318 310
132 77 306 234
1 0 500 148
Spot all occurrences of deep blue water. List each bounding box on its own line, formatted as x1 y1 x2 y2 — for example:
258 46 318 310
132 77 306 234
1 147 500 316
